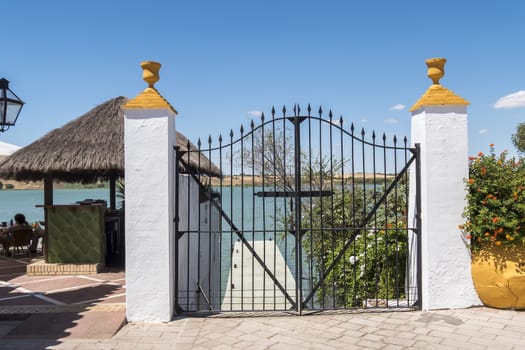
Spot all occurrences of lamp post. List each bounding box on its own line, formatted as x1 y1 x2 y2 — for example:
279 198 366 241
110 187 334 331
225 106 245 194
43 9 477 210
0 78 25 132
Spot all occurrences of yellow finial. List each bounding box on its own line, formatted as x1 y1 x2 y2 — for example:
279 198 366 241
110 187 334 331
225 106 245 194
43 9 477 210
122 60 177 114
409 58 469 112
141 61 161 88
426 58 446 85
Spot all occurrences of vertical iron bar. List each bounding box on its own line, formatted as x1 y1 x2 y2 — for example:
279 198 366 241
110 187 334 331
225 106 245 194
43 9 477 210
197 140 202 310
272 109 277 310
308 109 314 309
229 130 234 311
393 136 399 307
382 134 389 307
174 147 181 313
319 108 325 309
261 114 266 310
415 143 422 310
293 116 303 314
208 137 213 309
372 132 378 307
329 112 335 308
218 135 223 310
361 129 367 307
403 137 410 307
340 118 346 308
240 125 245 311
282 109 288 310
251 121 255 310
351 124 356 306
186 142 191 310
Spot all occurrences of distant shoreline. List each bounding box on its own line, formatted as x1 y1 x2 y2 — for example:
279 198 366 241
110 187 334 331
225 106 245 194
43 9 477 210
0 180 107 191
0 173 395 190
203 174 395 187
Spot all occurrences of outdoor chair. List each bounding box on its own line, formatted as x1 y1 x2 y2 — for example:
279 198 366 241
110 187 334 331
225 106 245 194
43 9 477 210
11 228 33 259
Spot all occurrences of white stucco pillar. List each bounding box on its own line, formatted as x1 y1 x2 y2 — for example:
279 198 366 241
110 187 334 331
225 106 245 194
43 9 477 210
123 61 178 322
409 58 481 310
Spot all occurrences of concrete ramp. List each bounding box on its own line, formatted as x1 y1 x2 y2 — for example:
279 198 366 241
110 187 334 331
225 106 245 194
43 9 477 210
221 240 296 311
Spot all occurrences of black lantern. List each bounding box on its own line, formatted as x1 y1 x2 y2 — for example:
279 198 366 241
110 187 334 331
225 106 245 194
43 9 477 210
0 78 25 132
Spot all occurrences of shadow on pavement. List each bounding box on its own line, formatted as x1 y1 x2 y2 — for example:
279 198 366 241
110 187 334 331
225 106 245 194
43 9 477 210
0 256 126 349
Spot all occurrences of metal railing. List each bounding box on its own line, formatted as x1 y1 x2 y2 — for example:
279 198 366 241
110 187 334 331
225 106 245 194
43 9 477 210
174 105 421 314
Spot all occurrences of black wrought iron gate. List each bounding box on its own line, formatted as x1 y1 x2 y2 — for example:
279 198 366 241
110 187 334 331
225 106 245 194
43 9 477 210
174 105 421 314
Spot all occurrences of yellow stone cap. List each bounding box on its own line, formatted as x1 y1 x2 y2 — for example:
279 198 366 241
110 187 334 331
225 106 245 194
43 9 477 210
410 58 469 112
123 61 178 114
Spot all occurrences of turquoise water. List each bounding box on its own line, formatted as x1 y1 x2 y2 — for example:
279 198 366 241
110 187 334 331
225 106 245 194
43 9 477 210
0 188 110 224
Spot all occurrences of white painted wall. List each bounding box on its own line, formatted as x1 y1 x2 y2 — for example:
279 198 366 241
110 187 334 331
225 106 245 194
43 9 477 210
409 106 481 310
124 108 176 322
176 175 222 312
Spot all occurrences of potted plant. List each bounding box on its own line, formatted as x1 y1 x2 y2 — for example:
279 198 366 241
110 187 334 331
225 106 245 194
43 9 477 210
461 144 525 309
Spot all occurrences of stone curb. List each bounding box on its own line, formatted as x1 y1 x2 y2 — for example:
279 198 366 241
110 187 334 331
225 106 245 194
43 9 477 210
0 303 125 314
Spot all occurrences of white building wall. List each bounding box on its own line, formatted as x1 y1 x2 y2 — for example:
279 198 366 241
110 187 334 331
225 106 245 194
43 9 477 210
124 109 176 322
177 174 221 311
409 106 481 310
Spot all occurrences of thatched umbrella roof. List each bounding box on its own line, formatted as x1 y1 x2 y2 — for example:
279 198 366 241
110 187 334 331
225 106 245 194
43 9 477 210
0 96 220 183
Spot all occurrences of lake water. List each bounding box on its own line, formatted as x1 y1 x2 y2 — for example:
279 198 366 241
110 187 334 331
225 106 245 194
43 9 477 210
0 188 110 224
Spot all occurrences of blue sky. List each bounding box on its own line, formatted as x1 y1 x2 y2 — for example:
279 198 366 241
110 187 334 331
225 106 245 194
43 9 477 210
1 0 524 157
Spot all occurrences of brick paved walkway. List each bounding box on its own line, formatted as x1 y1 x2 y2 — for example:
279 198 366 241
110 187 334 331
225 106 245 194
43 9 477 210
2 256 524 349
0 256 126 348
2 307 524 349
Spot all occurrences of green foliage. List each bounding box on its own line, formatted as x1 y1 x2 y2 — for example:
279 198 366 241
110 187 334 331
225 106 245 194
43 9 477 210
461 145 525 248
511 122 525 154
116 180 125 209
302 175 409 308
244 128 411 308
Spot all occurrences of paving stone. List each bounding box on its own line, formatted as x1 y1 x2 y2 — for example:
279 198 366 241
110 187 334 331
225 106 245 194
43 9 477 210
382 345 404 350
334 335 360 345
269 334 304 345
440 338 486 350
428 330 470 343
356 339 384 349
3 270 525 350
383 336 417 347
454 326 497 340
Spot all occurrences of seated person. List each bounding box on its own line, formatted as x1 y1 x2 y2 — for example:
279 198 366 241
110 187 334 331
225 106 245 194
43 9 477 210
30 222 45 253
0 213 40 256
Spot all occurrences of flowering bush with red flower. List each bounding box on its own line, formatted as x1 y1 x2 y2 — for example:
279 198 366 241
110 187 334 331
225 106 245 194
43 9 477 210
461 145 525 248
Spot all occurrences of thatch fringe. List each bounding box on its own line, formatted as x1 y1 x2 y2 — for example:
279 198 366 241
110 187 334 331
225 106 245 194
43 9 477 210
0 96 220 183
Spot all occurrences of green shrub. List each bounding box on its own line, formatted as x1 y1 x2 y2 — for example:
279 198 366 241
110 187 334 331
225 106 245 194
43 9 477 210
461 144 525 248
302 183 408 308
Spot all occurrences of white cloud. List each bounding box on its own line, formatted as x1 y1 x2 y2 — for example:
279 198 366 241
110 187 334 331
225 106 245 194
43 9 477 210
494 90 525 109
479 129 489 134
246 110 263 118
389 104 406 111
330 119 343 126
0 141 21 156
384 118 399 124
361 118 368 123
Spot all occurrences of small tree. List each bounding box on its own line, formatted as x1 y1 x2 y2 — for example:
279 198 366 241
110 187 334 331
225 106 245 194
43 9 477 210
302 179 408 308
511 122 525 154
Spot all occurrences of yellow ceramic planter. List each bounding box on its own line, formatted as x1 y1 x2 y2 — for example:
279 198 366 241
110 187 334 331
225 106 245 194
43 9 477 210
471 243 525 309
